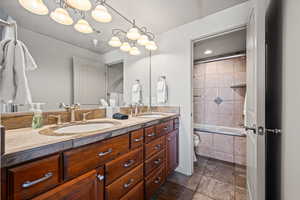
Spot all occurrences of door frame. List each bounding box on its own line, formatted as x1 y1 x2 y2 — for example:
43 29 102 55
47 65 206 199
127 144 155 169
190 25 247 175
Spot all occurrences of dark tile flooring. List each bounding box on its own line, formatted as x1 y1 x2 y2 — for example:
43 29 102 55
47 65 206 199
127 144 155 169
152 156 247 200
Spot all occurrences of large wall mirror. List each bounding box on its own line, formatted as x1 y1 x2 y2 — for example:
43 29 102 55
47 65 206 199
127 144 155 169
0 3 125 113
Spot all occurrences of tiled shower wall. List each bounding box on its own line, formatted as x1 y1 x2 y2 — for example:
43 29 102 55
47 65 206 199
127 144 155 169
193 56 246 128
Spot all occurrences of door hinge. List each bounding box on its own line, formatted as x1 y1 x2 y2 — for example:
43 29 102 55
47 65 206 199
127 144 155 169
257 126 281 135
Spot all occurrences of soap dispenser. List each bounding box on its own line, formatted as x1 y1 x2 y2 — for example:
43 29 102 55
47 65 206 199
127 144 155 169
30 103 45 129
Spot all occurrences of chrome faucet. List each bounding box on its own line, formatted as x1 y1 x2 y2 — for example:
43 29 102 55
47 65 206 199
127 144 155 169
133 103 143 116
82 111 92 122
59 103 80 123
49 114 62 125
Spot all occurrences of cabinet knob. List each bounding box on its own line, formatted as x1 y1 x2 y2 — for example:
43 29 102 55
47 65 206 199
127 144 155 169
96 174 104 181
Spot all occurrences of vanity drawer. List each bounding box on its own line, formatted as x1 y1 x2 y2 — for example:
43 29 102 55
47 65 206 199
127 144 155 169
130 129 144 149
155 120 174 136
8 154 60 200
144 126 157 143
145 166 165 200
120 181 144 200
106 164 143 200
145 150 165 177
105 147 143 185
63 134 129 180
145 136 165 159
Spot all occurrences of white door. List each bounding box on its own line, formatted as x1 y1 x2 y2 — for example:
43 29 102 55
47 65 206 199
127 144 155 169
246 3 266 200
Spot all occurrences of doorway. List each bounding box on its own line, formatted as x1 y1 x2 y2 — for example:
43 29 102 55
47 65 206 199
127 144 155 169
192 28 248 200
106 62 124 106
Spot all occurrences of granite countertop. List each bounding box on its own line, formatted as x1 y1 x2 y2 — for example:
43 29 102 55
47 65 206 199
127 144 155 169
2 113 179 168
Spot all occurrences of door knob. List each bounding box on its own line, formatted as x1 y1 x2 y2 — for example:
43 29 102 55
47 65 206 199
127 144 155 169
245 126 256 134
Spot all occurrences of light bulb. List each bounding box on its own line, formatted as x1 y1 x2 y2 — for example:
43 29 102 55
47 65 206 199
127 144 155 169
50 8 73 25
120 42 131 52
129 47 141 56
74 19 93 34
204 49 213 55
126 28 141 40
108 36 122 47
65 0 91 11
145 41 158 51
137 35 149 46
19 0 49 15
92 5 112 23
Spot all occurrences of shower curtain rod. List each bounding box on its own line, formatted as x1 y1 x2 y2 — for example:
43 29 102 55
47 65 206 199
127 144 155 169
0 19 17 43
194 52 246 65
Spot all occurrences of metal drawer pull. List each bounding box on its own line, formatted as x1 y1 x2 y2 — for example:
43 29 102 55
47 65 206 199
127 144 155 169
123 160 135 168
163 127 168 131
22 172 53 188
147 133 156 137
134 137 144 142
154 144 161 150
154 177 161 184
154 159 161 165
167 137 171 141
98 148 113 157
123 178 134 188
97 174 104 181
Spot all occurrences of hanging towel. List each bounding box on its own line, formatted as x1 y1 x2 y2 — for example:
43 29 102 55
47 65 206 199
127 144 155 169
131 82 142 104
0 39 37 104
157 78 167 104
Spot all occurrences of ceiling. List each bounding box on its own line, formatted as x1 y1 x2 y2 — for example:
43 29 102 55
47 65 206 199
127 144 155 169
194 29 246 61
0 0 248 54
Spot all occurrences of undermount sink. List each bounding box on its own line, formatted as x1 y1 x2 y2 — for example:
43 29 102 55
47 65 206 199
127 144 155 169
136 113 166 118
39 121 120 136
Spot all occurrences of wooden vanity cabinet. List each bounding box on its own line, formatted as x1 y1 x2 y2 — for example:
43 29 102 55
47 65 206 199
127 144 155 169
166 129 179 176
3 118 179 200
32 168 104 200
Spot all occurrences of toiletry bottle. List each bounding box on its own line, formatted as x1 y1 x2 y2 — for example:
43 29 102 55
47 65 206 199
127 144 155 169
31 103 44 129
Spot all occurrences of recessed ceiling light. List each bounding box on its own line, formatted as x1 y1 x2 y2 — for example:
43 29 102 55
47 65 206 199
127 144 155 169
204 49 213 55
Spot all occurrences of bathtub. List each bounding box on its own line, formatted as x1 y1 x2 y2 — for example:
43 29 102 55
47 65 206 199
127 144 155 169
193 123 247 165
194 123 246 137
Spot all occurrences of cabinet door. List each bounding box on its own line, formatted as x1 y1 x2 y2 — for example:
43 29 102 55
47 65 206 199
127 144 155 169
33 169 104 200
166 130 179 176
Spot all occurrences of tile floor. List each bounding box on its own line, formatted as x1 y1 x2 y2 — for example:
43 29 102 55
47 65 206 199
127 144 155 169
152 156 247 200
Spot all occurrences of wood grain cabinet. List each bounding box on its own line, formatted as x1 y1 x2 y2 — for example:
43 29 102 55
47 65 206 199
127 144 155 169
166 130 179 176
32 168 104 200
3 118 179 200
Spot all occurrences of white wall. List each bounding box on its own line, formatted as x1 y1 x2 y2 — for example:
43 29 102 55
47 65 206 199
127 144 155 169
103 2 251 175
18 27 103 111
281 0 300 199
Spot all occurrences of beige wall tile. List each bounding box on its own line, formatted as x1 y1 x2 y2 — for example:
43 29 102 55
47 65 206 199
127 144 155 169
204 88 218 100
219 88 234 101
234 137 246 156
206 62 217 74
214 151 234 163
217 60 234 74
235 155 246 166
213 134 234 154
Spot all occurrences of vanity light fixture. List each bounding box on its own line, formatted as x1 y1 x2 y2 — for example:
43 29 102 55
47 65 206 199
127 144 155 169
137 35 149 46
127 27 141 41
19 0 49 15
204 49 213 55
74 19 93 33
50 8 73 25
108 36 122 47
64 0 92 11
145 41 158 51
120 42 131 52
92 5 112 23
129 46 141 56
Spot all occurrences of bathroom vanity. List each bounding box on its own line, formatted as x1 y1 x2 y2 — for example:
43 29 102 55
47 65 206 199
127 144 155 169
1 113 179 200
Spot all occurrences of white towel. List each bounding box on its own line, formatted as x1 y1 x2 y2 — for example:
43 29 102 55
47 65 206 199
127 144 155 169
157 78 167 104
131 83 142 104
0 39 37 104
